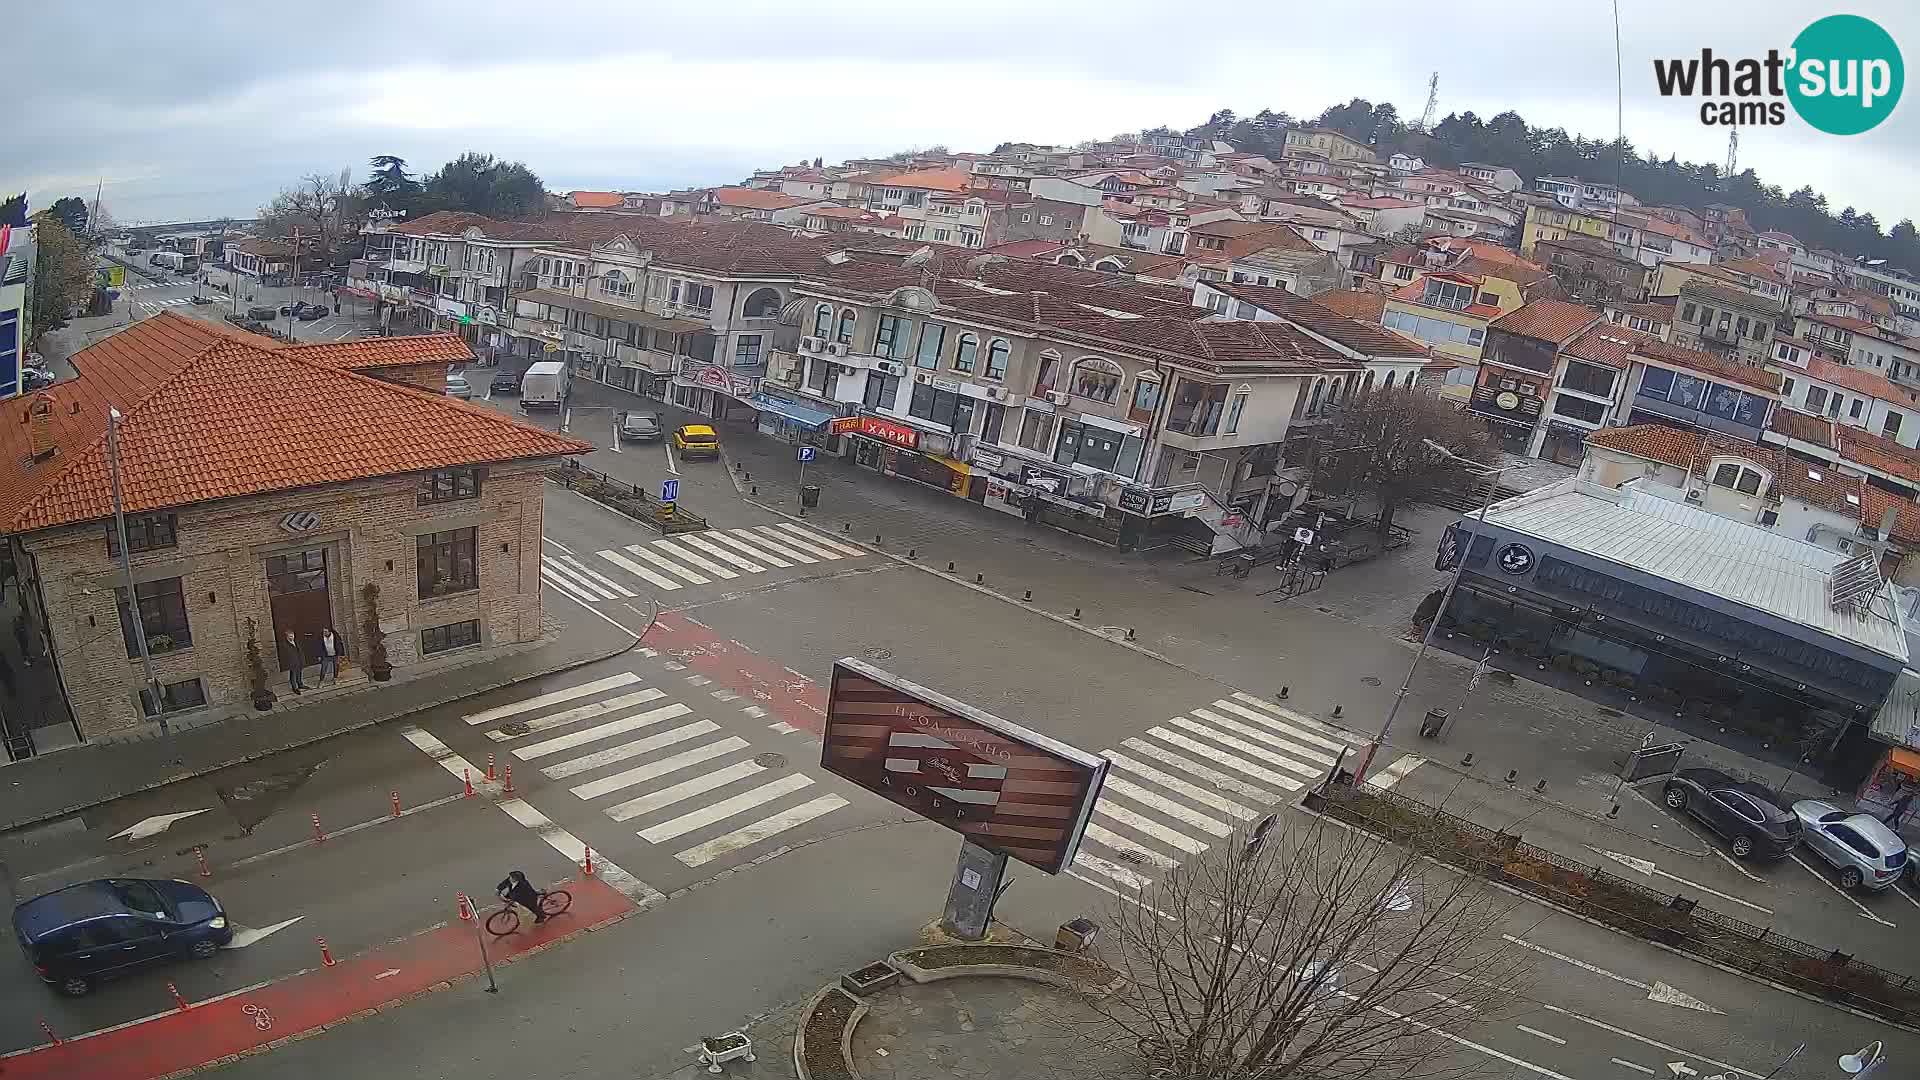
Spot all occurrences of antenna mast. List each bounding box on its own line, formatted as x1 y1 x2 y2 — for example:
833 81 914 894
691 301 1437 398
1722 127 1738 189
1417 72 1440 132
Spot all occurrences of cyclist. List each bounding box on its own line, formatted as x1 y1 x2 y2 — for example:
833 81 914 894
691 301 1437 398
496 870 547 925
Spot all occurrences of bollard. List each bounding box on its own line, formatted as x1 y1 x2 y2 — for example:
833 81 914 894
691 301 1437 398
391 791 402 818
317 937 335 967
1534 779 1548 793
311 813 325 843
947 562 955 572
875 534 882 544
464 768 474 798
1460 753 1475 768
907 548 915 558
1331 704 1343 718
503 764 515 795
1279 685 1289 699
975 573 984 584
457 893 475 922
1126 628 1136 641
487 752 497 782
1504 769 1518 784
583 846 595 876
1608 803 1621 819
167 981 190 1011
1022 590 1033 602
195 846 213 879
744 471 751 482
734 462 742 473
843 522 851 532
38 1018 60 1046
1072 608 1082 620
751 485 757 496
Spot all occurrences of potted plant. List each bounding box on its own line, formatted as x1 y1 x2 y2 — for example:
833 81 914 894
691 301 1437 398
362 581 392 682
244 618 275 711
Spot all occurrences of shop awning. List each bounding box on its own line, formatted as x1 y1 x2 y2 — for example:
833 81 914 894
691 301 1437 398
515 287 707 333
1863 668 1918 749
751 395 836 430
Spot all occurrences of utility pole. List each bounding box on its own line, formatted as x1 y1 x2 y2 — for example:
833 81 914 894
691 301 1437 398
1417 72 1440 133
108 409 165 735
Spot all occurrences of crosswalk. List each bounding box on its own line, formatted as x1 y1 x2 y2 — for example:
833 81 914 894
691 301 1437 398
139 297 194 311
461 669 849 869
1070 692 1424 891
540 523 868 603
125 281 172 291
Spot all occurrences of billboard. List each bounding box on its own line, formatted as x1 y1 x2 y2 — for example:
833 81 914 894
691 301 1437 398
821 659 1107 874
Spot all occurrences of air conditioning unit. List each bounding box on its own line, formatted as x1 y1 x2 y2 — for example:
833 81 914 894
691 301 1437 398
914 371 933 384
875 359 907 377
826 342 850 357
1046 390 1071 405
985 386 1005 400
1684 487 1704 503
799 335 820 352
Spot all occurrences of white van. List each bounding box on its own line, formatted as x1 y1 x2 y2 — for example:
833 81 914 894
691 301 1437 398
521 361 570 410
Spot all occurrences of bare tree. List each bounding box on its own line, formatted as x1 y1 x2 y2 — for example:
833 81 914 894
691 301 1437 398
1312 390 1498 536
256 170 361 262
1070 812 1532 1079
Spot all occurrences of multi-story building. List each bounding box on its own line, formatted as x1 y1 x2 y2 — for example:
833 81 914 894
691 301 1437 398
1852 261 1920 326
1280 128 1377 164
0 220 33 386
1519 198 1612 256
1532 235 1648 305
1669 280 1782 365
1457 162 1523 192
1771 350 1920 447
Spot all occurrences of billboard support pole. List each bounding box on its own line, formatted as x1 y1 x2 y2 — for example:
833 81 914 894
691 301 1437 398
941 839 1009 942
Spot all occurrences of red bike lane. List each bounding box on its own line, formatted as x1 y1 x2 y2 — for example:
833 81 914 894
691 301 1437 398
648 613 829 733
1 877 630 1080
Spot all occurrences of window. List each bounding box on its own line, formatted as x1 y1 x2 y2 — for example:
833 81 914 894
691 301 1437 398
908 382 963 427
1312 229 1328 241
863 373 900 411
118 577 190 657
1710 461 1765 495
1131 377 1162 416
1053 419 1142 475
417 528 478 597
1735 316 1750 339
1421 279 1476 311
422 620 481 655
1039 214 1053 226
952 333 978 374
985 339 1010 381
1828 393 1843 418
1805 386 1828 413
1017 410 1054 453
1070 358 1124 403
1234 301 1257 319
1224 393 1247 434
1020 213 1032 223
733 334 764 369
812 304 833 338
1850 398 1865 420
982 401 1006 444
677 282 714 313
1760 509 1780 526
1550 395 1607 424
1478 291 1499 306
601 270 634 299
418 468 483 506
836 308 857 344
914 324 946 370
1560 361 1615 398
141 677 207 717
875 314 912 359
106 512 178 556
1886 413 1904 439
741 288 782 318
1681 302 1697 323
1392 265 1416 281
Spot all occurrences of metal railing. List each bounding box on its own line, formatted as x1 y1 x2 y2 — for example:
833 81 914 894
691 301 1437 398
546 460 707 535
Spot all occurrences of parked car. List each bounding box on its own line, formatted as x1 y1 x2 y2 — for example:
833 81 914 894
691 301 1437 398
1661 768 1800 859
13 877 232 996
246 305 279 321
22 367 55 391
279 301 326 320
672 423 720 460
489 370 520 395
619 411 662 442
1790 800 1907 890
445 374 473 400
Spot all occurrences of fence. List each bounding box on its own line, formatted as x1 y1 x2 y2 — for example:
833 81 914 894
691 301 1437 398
1308 781 1920 1025
546 460 708 535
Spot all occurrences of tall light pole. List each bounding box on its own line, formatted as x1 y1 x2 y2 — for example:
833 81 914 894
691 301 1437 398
1353 439 1503 785
107 408 165 735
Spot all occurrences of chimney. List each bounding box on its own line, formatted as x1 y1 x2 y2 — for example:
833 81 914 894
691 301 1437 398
25 395 54 461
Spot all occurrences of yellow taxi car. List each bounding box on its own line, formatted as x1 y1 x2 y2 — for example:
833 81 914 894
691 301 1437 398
672 423 721 460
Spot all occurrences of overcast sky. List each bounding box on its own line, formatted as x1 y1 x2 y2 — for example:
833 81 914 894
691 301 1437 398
5 2 1913 229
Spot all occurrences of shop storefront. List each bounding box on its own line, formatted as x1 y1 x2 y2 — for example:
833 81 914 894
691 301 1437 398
672 361 759 421
751 391 838 447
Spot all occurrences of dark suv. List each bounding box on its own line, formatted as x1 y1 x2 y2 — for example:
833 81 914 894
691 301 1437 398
13 878 232 996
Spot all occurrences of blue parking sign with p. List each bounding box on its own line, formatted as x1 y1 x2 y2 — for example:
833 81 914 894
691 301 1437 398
660 478 679 503
797 446 816 463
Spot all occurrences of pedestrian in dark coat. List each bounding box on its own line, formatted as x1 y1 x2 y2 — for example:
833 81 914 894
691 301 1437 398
280 630 306 694
1887 789 1915 828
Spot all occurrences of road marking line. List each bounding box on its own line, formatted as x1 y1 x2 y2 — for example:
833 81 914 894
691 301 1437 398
1118 737 1281 803
1709 845 1765 882
1514 1025 1565 1045
1593 848 1774 915
1543 1007 1762 1079
514 704 694 760
742 706 767 718
1094 800 1209 854
1191 707 1338 766
662 661 684 671
541 557 622 599
749 525 841 560
557 554 640 597
1501 935 1722 1013
1099 775 1232 836
567 729 739 797
648 539 739 579
711 690 739 702
662 439 678 475
1103 751 1258 821
397 725 661 905
598 548 684 591
702 530 794 568
1161 717 1322 779
1211 698 1352 754
727 527 817 564
1365 755 1425 791
541 569 602 605
483 690 671 741
1228 692 1368 742
775 522 867 556
673 793 848 867
463 673 641 725
1071 856 1153 892
686 675 712 686
621 544 712 584
639 772 815 841
1610 1059 1655 1075
677 533 766 573
1788 851 1895 926
606 759 765 821
1083 822 1179 870
769 721 798 734
1892 882 1920 910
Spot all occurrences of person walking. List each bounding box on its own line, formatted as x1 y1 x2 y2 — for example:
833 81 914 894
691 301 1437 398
317 627 343 685
280 630 306 694
1886 788 1915 829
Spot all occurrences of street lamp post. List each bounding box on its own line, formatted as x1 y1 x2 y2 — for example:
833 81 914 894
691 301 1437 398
107 408 165 735
1353 440 1503 786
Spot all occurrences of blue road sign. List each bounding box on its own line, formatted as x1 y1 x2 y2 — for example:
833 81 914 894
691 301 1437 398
797 446 816 463
660 478 679 503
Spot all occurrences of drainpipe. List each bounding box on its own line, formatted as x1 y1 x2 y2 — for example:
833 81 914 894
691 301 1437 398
108 409 165 735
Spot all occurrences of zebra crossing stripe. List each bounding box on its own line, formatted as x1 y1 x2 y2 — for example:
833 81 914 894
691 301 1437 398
1099 775 1233 837
646 539 738 579
620 543 711 584
483 690 672 741
513 705 695 760
701 530 793 568
541 557 621 600
557 554 639 597
1211 699 1355 753
673 793 849 867
1229 693 1366 743
463 673 640 725
675 533 766 573
1191 707 1338 767
1366 755 1425 790
1145 729 1306 792
1161 717 1322 779
597 549 683 591
606 758 765 822
728 527 817 564
639 772 816 842
544 727 739 781
566 727 737 798
1103 751 1259 822
1083 822 1178 870
775 522 867 557
541 568 603 605
1095 801 1209 854
750 525 841 560
1072 853 1153 891
1117 738 1281 802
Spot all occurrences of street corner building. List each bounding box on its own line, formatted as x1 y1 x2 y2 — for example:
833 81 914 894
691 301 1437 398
0 312 591 753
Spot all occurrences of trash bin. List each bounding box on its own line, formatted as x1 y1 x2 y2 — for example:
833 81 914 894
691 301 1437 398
1419 708 1447 738
800 484 821 509
1055 918 1098 955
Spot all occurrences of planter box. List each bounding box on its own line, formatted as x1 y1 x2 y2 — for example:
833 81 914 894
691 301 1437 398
840 961 901 996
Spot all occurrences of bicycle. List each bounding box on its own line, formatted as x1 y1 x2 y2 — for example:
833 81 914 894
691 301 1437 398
484 888 572 936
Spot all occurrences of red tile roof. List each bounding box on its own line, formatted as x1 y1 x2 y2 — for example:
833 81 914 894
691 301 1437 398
1834 428 1920 486
1804 357 1920 404
0 313 588 534
1860 485 1920 545
284 334 473 371
1207 283 1426 358
1584 424 1707 470
568 191 624 209
1311 289 1388 323
712 187 807 211
1634 336 1783 393
1488 299 1602 344
1562 323 1652 369
1768 407 1835 448
871 168 974 193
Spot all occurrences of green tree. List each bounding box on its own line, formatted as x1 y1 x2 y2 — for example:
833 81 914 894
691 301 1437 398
27 212 96 345
364 155 421 213
0 194 25 228
48 197 89 237
422 152 547 220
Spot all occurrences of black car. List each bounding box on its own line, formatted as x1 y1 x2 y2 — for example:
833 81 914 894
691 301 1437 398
1662 768 1800 859
14 877 232 996
490 370 521 395
279 301 326 320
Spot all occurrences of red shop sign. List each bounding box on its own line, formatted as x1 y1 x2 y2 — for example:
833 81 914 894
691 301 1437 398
859 416 920 450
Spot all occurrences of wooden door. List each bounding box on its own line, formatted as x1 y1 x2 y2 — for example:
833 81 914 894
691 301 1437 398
266 547 332 669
